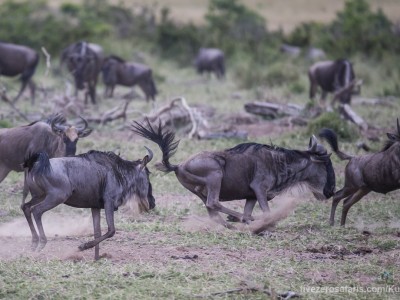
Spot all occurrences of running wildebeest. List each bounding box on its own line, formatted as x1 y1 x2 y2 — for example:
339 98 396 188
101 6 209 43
0 114 92 205
0 41 39 103
308 59 360 106
132 119 335 228
102 55 157 101
23 148 155 260
60 41 104 104
319 121 400 226
194 48 225 79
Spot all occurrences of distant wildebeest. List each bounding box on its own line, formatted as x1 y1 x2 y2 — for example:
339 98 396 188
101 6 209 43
280 44 301 57
102 55 157 101
0 114 92 204
194 48 225 79
0 41 39 103
60 41 104 104
308 59 360 106
319 121 400 226
131 119 335 228
23 148 155 260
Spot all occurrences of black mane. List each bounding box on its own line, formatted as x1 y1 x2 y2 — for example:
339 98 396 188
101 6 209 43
226 142 306 160
107 55 125 63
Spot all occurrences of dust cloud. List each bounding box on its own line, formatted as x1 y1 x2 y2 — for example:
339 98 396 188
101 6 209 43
0 213 92 237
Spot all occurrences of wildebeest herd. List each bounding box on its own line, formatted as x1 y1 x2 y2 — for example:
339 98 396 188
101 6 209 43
0 40 396 260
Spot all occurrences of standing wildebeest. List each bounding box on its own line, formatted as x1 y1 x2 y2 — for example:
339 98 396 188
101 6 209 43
102 55 157 101
0 114 92 204
132 119 335 228
60 41 103 104
0 41 39 103
194 48 225 79
319 121 400 226
308 59 359 106
23 148 155 260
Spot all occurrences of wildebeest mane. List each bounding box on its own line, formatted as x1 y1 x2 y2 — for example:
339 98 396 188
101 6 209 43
108 55 125 63
226 142 307 160
24 152 52 175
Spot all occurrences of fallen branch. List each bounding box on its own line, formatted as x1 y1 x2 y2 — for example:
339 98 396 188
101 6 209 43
0 88 29 121
339 104 368 131
86 100 131 125
331 79 363 106
244 101 303 119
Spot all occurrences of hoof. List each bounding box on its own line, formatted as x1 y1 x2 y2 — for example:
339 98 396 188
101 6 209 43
78 243 88 251
227 215 240 222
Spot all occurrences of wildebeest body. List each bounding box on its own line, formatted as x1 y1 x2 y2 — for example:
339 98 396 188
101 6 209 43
319 123 400 226
0 42 39 103
132 119 335 228
23 149 155 259
61 41 103 104
194 48 225 79
309 59 356 105
102 55 157 101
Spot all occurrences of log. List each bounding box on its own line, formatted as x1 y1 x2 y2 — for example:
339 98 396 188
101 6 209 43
244 101 303 119
339 104 368 131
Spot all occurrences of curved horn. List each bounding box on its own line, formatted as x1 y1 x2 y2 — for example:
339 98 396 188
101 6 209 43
142 146 154 166
76 116 89 133
51 116 67 134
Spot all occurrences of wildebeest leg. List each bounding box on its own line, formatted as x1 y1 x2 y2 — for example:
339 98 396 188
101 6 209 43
340 188 370 226
0 167 11 186
79 201 115 251
91 208 101 260
227 199 256 223
21 196 46 250
329 187 355 226
13 79 29 103
249 181 270 213
28 80 36 105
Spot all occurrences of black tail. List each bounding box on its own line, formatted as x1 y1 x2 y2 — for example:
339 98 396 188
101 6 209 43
131 118 179 173
318 128 352 160
23 152 52 175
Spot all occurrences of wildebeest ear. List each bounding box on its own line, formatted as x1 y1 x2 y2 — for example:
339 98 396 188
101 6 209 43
387 133 400 141
308 135 318 152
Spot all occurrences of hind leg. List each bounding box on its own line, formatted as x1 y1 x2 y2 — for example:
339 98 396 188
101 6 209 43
341 188 370 226
330 187 355 226
227 199 256 223
21 196 45 250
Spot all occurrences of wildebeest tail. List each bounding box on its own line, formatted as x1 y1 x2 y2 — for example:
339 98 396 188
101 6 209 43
131 118 179 173
318 128 352 160
23 152 52 175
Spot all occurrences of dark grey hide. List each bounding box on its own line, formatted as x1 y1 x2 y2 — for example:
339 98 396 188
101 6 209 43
319 121 400 226
132 119 335 228
0 41 39 103
60 41 103 104
0 114 92 204
194 48 225 79
308 59 356 105
102 55 157 101
23 149 155 260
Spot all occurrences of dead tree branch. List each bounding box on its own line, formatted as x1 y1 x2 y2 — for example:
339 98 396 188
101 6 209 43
0 88 29 121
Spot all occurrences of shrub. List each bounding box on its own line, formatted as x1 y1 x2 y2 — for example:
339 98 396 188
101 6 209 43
307 112 359 141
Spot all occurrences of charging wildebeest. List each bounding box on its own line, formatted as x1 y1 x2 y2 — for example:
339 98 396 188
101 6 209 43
194 48 225 79
132 119 335 228
23 148 155 260
102 55 157 101
319 121 400 226
0 41 39 103
0 114 92 205
308 59 360 106
60 41 103 104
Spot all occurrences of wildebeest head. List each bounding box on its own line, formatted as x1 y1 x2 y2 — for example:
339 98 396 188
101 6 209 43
50 116 92 156
305 135 335 200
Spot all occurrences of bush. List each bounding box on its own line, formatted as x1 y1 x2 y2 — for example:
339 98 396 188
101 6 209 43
307 112 359 141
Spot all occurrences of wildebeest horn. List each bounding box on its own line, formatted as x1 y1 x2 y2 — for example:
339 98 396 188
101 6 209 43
77 116 88 132
76 116 92 138
51 117 67 133
142 146 153 166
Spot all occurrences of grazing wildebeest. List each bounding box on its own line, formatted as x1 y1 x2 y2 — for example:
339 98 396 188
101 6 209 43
319 122 400 226
0 41 39 103
0 114 92 204
308 59 359 106
102 55 157 101
132 119 335 228
60 41 103 104
23 148 155 260
194 48 225 79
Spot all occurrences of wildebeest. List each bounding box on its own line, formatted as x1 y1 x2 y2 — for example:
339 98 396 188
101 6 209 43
308 59 359 106
0 41 39 103
132 119 335 228
102 55 157 101
280 44 301 57
0 114 92 204
60 41 103 104
319 122 400 226
194 48 225 79
23 148 155 260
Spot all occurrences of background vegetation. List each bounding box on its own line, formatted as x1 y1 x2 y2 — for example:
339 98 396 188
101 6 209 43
0 0 399 299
